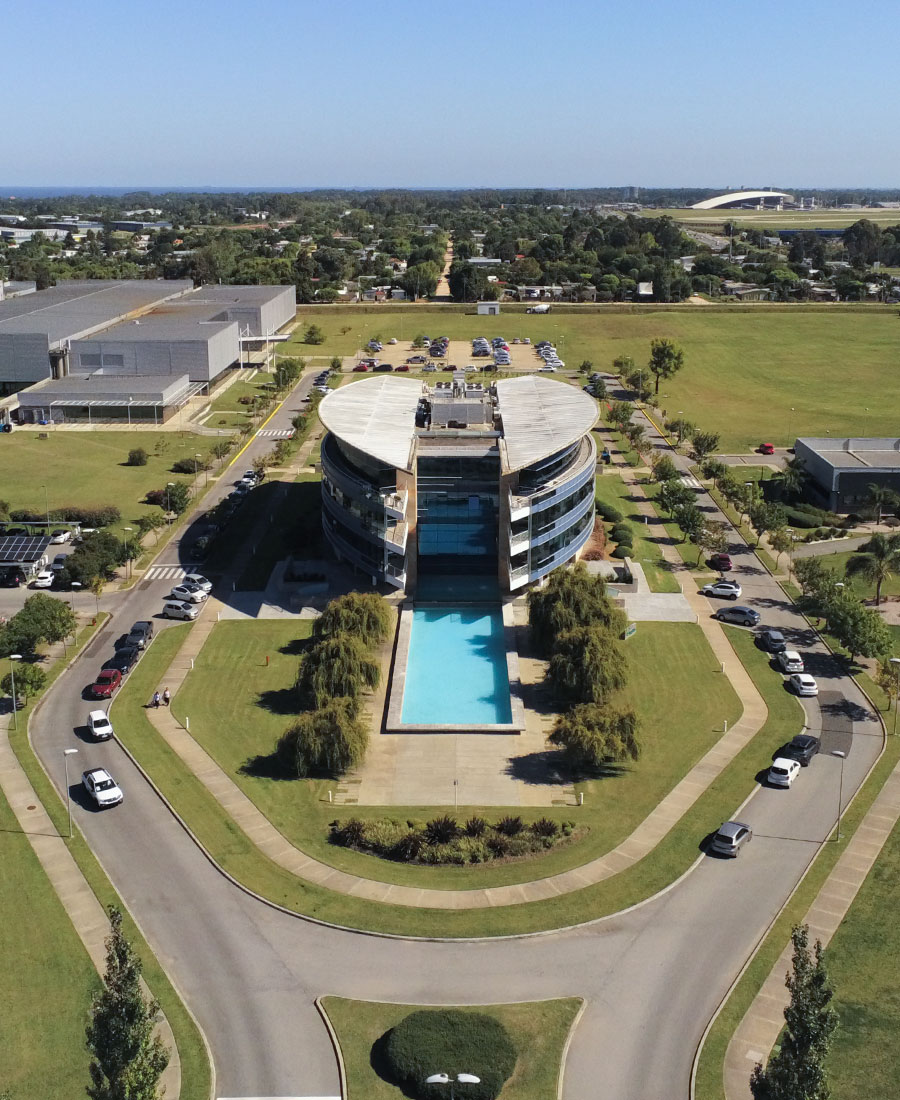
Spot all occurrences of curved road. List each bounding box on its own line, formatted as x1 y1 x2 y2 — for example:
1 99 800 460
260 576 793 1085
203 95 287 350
28 374 882 1099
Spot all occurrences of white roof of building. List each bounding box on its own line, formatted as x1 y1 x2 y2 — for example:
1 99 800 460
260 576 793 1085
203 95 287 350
318 377 421 470
690 190 794 210
495 376 598 471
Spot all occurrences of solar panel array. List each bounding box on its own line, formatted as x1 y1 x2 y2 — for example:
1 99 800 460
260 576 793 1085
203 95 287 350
0 536 51 563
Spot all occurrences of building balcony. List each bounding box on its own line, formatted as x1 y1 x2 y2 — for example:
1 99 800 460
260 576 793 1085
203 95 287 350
383 488 408 520
509 434 596 518
384 521 408 553
509 529 530 555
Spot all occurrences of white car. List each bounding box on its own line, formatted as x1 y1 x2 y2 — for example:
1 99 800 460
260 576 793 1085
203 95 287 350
82 767 123 807
537 365 558 372
778 650 805 674
32 570 55 589
768 756 801 788
49 529 72 544
702 580 742 601
183 572 212 592
87 709 114 741
170 582 207 604
162 600 199 620
790 673 819 697
422 364 438 373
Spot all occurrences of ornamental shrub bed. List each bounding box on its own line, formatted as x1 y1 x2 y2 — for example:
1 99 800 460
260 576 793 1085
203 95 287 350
329 814 580 865
383 1009 517 1100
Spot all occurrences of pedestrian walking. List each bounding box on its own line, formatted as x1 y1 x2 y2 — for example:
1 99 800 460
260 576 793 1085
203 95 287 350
152 691 160 708
163 688 171 707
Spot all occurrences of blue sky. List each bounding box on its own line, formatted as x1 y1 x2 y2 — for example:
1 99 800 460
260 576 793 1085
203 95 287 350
6 0 897 188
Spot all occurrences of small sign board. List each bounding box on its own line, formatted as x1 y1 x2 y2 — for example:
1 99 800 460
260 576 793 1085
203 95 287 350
622 622 637 640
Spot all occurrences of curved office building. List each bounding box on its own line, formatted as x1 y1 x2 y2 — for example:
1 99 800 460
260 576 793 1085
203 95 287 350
318 373 598 593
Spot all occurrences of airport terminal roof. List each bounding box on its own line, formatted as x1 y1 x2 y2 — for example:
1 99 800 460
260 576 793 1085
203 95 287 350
495 375 598 471
690 190 794 210
0 280 194 347
318 376 422 470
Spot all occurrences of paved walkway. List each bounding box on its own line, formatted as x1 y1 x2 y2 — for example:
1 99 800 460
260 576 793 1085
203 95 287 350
143 585 769 909
723 763 900 1099
0 711 182 1097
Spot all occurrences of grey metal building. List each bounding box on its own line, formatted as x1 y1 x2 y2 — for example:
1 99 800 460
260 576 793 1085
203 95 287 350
16 374 195 424
794 437 900 513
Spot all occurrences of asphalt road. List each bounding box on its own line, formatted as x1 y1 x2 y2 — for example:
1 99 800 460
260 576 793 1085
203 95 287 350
26 372 884 1100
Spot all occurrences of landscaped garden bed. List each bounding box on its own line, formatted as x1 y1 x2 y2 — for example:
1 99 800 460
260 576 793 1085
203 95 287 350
329 813 581 866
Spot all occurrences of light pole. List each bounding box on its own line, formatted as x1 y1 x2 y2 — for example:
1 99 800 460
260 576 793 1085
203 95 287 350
123 526 133 580
196 452 207 487
8 654 22 731
891 657 900 735
166 482 175 522
832 749 846 841
70 581 81 642
425 1072 482 1099
42 483 51 535
63 747 79 838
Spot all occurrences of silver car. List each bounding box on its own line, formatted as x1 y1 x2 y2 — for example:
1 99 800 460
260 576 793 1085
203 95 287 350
709 820 752 857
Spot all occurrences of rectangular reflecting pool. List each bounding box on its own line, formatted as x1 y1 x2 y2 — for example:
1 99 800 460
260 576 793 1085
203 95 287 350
400 605 513 726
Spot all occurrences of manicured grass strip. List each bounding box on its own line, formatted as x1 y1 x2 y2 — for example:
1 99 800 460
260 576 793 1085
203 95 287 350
172 620 740 890
320 996 582 1100
693 738 899 1100
594 471 680 593
7 621 212 1100
113 615 802 937
0 783 97 1100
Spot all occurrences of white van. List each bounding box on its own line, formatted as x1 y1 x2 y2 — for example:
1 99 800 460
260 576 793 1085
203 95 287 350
162 600 198 621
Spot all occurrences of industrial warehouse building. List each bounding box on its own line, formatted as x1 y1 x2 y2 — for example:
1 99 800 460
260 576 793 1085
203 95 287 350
318 373 598 594
0 279 295 423
794 437 900 513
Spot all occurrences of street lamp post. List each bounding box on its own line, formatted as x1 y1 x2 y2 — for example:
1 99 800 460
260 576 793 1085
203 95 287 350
891 657 900 735
426 1072 482 1099
123 526 133 580
8 654 22 731
70 581 82 640
196 452 208 487
63 747 79 839
166 482 175 522
832 749 846 840
42 483 51 535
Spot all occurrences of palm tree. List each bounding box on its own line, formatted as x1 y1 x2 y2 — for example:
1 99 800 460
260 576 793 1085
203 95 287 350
866 483 900 525
845 532 900 605
773 457 808 500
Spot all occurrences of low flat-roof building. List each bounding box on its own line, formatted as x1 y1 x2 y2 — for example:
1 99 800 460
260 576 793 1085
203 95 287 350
318 374 598 593
794 437 900 513
16 373 196 424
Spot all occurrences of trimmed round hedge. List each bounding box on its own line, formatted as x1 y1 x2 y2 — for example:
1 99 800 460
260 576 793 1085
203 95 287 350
383 1009 517 1100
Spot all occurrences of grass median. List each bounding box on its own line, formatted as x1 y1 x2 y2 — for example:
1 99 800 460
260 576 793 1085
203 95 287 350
108 612 811 936
594 470 680 592
320 996 581 1100
5 617 211 1100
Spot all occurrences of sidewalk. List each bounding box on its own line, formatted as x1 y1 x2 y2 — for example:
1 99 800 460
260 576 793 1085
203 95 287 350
0 723 181 1098
723 764 900 1100
143 588 768 911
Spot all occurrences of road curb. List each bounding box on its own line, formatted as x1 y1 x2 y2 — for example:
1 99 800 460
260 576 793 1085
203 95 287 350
557 998 587 1100
314 997 347 1100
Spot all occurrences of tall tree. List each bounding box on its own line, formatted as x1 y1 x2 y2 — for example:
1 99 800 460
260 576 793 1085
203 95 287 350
549 703 640 770
774 458 809 501
86 907 169 1100
865 483 900 525
845 532 900 606
690 430 720 461
750 924 837 1100
546 625 627 705
647 338 684 394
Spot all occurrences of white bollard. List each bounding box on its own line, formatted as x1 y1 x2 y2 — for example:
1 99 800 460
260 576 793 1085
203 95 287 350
579 791 584 806
328 790 333 803
185 716 190 731
723 718 728 733
190 658 194 669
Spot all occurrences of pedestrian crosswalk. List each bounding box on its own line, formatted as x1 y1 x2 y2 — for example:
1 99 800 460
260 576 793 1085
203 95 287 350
679 474 703 490
256 427 295 439
144 565 189 582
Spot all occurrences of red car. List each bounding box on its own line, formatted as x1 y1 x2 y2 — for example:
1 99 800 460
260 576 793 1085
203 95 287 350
395 364 410 372
352 363 370 373
90 669 122 699
710 553 733 571
758 443 775 455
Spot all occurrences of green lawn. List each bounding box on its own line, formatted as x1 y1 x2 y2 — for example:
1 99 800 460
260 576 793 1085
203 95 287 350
205 376 277 430
0 431 221 540
320 997 581 1100
170 619 740 889
798 546 900 602
0 784 97 1100
665 207 900 230
595 471 680 592
287 307 900 452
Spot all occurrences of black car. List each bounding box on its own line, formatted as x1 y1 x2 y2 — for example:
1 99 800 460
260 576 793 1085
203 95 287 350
373 363 393 372
783 734 821 767
191 535 212 560
106 644 140 676
0 567 25 588
758 629 787 652
714 605 760 626
3 526 28 537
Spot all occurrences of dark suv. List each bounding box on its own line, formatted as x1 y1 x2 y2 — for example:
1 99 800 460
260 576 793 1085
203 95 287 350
126 621 154 649
783 734 821 767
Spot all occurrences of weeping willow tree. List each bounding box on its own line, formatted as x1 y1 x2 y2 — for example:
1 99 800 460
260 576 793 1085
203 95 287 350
277 698 368 777
313 591 394 648
546 624 627 705
527 562 627 657
549 702 640 771
296 632 381 710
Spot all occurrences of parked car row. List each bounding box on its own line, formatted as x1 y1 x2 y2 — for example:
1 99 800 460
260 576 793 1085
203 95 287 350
711 608 820 698
312 368 334 395
535 340 564 370
163 572 211 620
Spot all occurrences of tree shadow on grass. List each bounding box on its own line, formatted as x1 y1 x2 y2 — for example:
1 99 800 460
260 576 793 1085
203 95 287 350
256 687 300 715
239 751 292 780
279 636 315 657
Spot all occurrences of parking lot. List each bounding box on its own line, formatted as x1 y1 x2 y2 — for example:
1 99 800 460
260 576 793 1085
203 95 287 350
351 336 569 375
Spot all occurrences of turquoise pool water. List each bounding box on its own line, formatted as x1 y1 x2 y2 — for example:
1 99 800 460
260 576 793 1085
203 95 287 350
401 606 513 725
